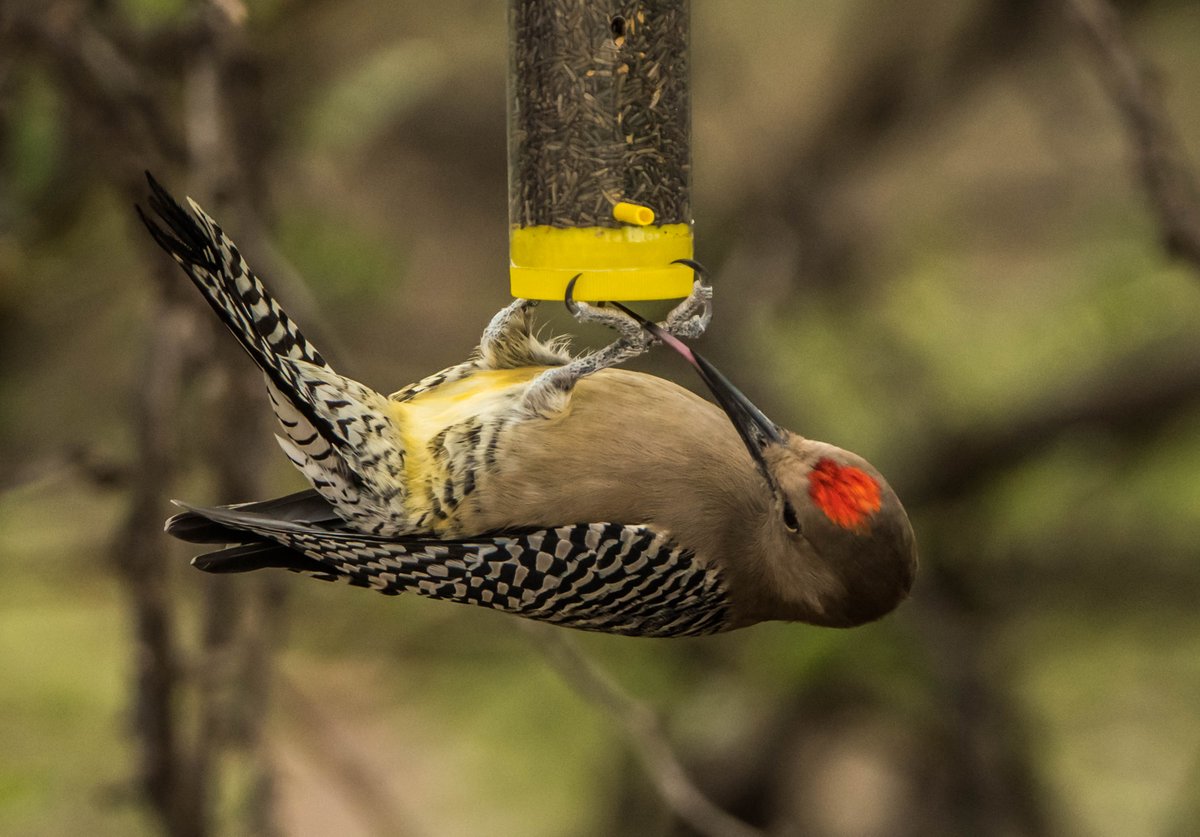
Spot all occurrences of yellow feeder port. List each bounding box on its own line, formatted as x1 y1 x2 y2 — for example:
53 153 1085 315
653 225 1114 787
508 0 693 302
612 202 656 226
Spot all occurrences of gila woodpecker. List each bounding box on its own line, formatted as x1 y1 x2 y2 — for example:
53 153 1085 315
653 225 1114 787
139 174 916 637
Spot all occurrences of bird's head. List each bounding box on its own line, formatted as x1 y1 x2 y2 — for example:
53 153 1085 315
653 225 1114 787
624 309 917 627
756 437 917 627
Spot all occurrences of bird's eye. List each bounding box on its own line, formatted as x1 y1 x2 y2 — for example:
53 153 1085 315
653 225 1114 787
782 501 801 533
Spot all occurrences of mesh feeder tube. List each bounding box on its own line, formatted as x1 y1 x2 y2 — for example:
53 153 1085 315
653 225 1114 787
508 1 694 301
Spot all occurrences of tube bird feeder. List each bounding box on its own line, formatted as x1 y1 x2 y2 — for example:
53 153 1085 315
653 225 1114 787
508 1 693 301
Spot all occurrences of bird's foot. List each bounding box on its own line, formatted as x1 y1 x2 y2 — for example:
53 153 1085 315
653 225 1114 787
479 297 537 355
662 260 713 340
478 297 578 370
522 265 713 416
562 273 656 359
563 259 712 347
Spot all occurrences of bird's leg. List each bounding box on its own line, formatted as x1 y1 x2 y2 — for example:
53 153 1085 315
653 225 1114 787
561 261 713 346
522 270 713 416
522 293 646 416
566 261 713 350
563 278 655 363
478 297 537 360
477 298 576 370
584 259 713 342
662 263 713 339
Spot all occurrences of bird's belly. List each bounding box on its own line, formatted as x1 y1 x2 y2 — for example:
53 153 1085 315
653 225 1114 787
388 366 548 531
390 367 543 440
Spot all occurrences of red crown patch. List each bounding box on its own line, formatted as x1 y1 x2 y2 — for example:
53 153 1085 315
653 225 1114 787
808 458 882 531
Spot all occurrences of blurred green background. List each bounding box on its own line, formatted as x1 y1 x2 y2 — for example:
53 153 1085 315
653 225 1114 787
3 0 1200 835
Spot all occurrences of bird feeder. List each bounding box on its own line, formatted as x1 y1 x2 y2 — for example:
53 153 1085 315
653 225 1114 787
508 0 694 301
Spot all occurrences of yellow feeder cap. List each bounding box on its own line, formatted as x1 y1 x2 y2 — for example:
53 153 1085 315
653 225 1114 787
510 223 694 301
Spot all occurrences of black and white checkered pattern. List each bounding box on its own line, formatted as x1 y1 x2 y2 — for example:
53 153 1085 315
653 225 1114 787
183 504 732 637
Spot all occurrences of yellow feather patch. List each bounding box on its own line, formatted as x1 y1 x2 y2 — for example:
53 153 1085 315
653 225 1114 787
389 367 547 523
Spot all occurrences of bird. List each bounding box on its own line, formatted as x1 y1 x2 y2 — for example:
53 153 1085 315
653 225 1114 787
138 173 917 638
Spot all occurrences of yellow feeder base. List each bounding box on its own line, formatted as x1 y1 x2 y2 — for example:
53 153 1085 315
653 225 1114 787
510 223 694 301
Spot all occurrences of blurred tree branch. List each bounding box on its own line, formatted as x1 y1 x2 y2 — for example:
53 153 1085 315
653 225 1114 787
881 10 1200 834
0 444 127 496
1065 0 1200 271
896 0 1200 510
708 0 1055 307
1 1 185 168
11 3 218 830
906 343 1200 506
0 1 286 833
110 285 201 836
518 622 765 837
274 672 425 836
183 3 282 834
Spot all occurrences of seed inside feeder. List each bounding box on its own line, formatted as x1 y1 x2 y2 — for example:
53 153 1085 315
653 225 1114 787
508 0 694 300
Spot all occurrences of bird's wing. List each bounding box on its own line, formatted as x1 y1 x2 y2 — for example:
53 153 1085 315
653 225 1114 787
177 502 734 637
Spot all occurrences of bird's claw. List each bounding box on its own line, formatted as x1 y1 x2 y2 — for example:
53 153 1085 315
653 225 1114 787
563 274 582 318
562 262 713 344
664 274 713 340
525 263 713 412
562 274 650 346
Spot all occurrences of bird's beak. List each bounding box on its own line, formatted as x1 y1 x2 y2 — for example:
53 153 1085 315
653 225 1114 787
611 303 785 486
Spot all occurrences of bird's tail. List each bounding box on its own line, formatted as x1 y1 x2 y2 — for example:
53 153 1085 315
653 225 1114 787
139 174 408 533
137 172 329 376
167 489 340 576
166 488 339 543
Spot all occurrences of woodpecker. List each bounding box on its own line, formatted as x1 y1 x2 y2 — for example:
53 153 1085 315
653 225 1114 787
139 174 916 638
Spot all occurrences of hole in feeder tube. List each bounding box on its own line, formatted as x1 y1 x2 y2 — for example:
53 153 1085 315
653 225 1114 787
610 15 626 43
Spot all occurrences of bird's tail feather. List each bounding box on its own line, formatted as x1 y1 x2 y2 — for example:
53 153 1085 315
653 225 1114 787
137 172 343 466
191 542 334 576
169 494 345 577
140 174 408 531
137 172 328 374
166 489 338 543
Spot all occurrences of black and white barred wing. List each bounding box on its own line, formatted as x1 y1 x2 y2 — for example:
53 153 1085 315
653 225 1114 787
174 502 734 638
